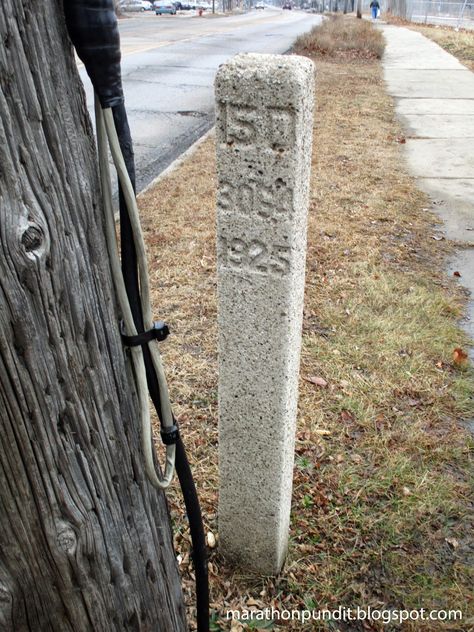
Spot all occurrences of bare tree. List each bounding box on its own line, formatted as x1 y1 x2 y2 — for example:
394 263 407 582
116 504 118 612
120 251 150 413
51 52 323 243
0 1 187 630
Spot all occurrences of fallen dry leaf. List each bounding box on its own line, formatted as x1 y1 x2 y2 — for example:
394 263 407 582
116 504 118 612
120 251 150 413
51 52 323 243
340 409 355 422
453 271 462 278
453 348 468 366
306 376 328 388
206 531 216 549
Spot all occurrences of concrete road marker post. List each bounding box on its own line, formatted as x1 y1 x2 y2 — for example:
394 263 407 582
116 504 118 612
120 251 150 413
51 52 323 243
215 53 315 574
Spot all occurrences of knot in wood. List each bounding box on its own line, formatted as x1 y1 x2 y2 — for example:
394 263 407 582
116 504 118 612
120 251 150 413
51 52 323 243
0 584 11 605
21 224 44 253
57 526 77 555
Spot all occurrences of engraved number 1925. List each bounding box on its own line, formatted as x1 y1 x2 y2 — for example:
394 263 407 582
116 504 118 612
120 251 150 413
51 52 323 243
220 236 290 277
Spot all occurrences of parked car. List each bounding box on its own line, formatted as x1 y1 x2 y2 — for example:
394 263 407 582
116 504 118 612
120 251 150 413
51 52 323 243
141 0 153 8
119 0 144 11
154 1 177 13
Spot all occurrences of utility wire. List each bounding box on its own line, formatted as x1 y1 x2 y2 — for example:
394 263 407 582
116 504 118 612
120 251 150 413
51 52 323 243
95 95 175 489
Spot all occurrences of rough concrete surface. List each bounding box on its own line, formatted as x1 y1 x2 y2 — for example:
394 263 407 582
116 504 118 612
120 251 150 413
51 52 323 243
383 30 463 69
396 98 474 116
399 114 474 138
215 53 315 574
416 179 474 245
404 139 474 179
385 69 474 99
382 25 474 361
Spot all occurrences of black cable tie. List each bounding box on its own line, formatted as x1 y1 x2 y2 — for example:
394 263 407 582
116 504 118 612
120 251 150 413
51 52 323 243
121 320 170 347
160 424 180 445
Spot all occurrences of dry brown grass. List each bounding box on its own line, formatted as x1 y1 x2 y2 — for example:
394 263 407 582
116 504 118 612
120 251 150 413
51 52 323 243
138 18 473 632
386 16 474 71
294 15 385 60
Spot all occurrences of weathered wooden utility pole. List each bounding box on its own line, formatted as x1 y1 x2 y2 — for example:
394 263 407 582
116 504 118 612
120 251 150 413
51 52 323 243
0 1 187 630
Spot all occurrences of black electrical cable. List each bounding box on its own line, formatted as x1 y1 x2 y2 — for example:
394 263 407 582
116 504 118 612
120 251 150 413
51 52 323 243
63 2 209 630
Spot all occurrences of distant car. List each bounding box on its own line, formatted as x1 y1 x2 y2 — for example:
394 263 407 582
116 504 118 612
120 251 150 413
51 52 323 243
154 2 177 13
141 0 153 8
120 0 144 10
255 2 265 7
282 1 292 7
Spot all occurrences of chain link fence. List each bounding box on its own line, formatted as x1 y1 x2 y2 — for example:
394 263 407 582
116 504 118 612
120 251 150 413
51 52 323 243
304 0 473 29
384 0 474 28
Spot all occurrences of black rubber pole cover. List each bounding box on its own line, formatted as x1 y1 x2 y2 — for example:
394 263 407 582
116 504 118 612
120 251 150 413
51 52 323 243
63 0 124 108
175 438 210 632
111 103 143 330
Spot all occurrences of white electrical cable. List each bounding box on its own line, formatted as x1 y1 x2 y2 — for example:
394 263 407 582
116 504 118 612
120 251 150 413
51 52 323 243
95 95 175 489
102 108 175 430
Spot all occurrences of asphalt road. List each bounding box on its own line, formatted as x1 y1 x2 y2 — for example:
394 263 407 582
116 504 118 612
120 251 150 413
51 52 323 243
79 8 322 192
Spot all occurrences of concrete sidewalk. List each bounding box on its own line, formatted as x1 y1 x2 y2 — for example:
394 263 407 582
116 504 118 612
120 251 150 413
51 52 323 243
381 25 474 351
